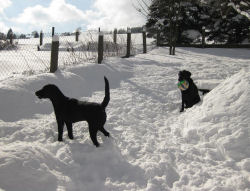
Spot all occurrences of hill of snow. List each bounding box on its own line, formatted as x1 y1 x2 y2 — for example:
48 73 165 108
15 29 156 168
0 47 249 191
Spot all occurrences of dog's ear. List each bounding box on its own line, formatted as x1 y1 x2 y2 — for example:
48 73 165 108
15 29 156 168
178 71 182 77
183 70 191 78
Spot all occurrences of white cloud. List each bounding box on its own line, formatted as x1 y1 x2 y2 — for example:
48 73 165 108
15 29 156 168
13 0 87 26
0 0 12 14
10 0 148 32
86 0 147 30
0 21 9 33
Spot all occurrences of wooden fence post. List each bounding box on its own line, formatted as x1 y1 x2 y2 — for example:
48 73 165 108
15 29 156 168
142 27 147 53
248 26 250 42
75 29 79 42
50 35 59 73
98 31 104 64
114 28 117 44
52 27 55 37
126 28 131 58
40 30 43 46
156 31 160 46
10 32 13 45
202 26 205 48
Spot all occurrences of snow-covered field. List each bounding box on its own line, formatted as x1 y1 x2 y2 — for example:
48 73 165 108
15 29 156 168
0 47 249 191
0 33 154 80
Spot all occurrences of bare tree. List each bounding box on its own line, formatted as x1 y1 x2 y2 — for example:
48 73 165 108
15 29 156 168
132 0 152 18
134 0 182 55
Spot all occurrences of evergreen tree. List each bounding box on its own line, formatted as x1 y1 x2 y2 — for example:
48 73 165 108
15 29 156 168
32 31 39 38
177 1 209 43
6 28 13 39
146 0 207 44
228 0 250 20
203 0 250 43
146 0 182 54
146 0 250 44
19 34 26 39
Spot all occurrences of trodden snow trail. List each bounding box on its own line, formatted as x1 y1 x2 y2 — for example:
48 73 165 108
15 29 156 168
104 53 186 190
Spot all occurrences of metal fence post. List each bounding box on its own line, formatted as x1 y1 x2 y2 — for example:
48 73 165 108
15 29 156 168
142 27 147 53
50 35 59 73
126 28 131 58
98 31 104 64
40 30 43 46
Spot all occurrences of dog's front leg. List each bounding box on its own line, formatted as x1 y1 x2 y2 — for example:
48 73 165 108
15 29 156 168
88 124 99 147
57 119 64 141
100 126 110 137
180 98 184 112
65 122 73 140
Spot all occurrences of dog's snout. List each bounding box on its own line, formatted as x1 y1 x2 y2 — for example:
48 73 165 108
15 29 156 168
35 90 40 95
35 89 43 99
178 75 183 81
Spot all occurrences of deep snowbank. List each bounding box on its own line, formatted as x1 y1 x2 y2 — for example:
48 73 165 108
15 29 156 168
174 68 250 190
183 69 250 161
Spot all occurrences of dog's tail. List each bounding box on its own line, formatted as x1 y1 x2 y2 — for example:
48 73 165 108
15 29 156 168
101 76 110 108
198 89 210 95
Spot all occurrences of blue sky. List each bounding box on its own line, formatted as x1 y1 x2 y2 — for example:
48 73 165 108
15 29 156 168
0 0 146 34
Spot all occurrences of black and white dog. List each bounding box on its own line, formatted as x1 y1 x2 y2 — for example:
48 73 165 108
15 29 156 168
178 70 210 112
35 77 110 147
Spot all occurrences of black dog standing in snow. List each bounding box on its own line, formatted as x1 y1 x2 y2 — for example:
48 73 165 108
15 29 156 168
178 70 210 112
35 77 110 147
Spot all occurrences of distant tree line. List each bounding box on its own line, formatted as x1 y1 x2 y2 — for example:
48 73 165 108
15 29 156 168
0 29 41 40
116 27 144 34
141 0 250 44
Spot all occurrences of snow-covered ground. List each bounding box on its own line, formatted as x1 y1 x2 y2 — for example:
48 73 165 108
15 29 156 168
0 47 249 191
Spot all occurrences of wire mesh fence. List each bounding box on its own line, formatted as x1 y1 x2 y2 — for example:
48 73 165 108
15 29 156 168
0 30 155 80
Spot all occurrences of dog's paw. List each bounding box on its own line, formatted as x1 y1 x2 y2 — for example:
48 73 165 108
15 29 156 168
68 135 74 140
58 138 63 142
105 132 110 137
95 143 100 147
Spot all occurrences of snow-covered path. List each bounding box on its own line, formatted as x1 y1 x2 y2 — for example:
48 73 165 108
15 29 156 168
0 47 249 191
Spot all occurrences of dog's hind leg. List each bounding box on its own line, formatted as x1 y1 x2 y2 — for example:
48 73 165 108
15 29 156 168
57 119 64 141
65 122 74 140
99 126 110 137
198 89 210 95
180 95 185 112
89 124 99 147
